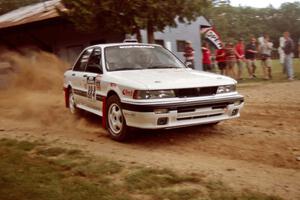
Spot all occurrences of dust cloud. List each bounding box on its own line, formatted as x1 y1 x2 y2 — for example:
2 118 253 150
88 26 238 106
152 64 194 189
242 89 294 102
0 49 101 132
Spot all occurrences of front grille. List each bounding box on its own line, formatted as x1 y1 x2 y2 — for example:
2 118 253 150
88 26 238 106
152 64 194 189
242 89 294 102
174 87 218 98
177 113 223 121
177 102 228 113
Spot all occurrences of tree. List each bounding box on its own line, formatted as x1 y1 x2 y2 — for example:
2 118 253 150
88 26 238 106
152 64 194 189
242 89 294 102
206 2 300 49
61 0 210 43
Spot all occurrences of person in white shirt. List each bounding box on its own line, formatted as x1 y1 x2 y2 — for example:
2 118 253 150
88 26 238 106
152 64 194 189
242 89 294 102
259 35 273 79
278 36 286 74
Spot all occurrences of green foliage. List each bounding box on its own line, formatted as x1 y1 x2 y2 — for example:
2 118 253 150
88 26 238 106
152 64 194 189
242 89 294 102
60 0 211 42
206 2 300 46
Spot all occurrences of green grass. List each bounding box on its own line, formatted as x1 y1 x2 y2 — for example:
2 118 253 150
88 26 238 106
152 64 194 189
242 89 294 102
240 59 300 83
214 59 300 84
125 168 200 191
0 138 284 200
205 181 282 200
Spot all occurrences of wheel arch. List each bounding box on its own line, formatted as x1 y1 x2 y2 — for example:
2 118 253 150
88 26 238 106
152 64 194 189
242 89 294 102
106 90 119 99
102 90 120 129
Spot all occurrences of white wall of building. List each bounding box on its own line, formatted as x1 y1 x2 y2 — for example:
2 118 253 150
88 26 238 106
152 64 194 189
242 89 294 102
141 16 211 70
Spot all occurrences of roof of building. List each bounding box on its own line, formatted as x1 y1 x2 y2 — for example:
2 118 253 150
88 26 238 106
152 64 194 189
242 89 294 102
197 16 211 27
0 0 63 29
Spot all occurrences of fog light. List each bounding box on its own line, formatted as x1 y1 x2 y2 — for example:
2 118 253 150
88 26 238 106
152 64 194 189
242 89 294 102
234 100 242 106
157 117 168 125
154 108 169 114
231 109 239 116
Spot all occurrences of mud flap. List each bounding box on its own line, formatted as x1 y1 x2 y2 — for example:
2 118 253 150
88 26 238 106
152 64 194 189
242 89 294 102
64 87 69 108
102 96 107 129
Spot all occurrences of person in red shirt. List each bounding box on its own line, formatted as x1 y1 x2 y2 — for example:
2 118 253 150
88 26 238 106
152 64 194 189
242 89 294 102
183 41 195 69
235 38 245 80
216 43 226 75
202 42 212 71
225 42 238 79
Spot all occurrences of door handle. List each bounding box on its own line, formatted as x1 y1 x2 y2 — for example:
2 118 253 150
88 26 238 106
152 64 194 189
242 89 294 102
83 74 88 77
72 73 76 76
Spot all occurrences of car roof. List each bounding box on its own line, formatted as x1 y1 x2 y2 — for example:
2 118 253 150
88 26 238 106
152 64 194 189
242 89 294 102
85 42 161 50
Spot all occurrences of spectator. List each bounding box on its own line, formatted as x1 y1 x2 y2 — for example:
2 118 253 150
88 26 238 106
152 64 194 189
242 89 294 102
216 44 226 75
259 35 273 79
245 37 258 79
235 38 245 80
224 42 237 78
283 32 294 80
202 42 212 71
183 41 195 69
278 36 286 74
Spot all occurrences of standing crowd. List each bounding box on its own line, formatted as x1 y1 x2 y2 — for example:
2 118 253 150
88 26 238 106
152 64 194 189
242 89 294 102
184 31 295 81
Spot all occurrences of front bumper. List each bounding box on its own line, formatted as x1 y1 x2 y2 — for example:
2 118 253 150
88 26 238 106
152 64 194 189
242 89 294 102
121 94 244 129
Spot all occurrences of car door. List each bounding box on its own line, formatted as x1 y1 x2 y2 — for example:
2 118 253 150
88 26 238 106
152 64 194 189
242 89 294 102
83 48 103 112
71 48 93 106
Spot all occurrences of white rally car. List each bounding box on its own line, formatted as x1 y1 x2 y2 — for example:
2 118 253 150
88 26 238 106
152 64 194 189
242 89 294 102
64 42 244 141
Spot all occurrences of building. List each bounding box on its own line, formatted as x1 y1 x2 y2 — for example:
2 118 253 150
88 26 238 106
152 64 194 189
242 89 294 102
141 17 211 70
0 0 123 64
0 0 211 69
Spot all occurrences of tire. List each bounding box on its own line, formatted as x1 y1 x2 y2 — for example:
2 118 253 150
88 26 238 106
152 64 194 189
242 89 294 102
68 89 79 114
106 95 129 141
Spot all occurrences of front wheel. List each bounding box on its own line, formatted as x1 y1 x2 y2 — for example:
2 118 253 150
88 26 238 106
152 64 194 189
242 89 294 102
106 95 129 141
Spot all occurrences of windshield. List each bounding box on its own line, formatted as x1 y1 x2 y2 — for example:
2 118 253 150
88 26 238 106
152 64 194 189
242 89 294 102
104 45 186 71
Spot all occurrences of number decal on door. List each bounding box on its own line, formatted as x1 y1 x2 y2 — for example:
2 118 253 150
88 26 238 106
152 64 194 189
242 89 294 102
87 76 96 100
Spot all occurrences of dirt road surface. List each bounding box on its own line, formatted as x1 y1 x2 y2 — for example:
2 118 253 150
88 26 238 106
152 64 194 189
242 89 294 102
0 51 299 199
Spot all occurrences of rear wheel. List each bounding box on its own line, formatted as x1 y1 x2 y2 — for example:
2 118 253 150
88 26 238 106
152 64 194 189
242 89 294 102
106 95 129 141
69 89 79 114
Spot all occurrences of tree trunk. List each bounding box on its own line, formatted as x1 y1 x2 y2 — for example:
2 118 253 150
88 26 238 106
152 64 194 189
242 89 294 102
147 20 155 44
135 28 142 43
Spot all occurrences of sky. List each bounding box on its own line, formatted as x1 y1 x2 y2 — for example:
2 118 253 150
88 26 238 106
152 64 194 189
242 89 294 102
230 0 299 8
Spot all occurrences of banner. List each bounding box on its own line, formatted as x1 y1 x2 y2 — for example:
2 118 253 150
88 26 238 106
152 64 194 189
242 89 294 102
202 28 223 49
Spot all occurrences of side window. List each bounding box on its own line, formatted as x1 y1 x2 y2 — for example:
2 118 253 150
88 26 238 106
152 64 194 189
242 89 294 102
176 40 186 52
86 48 103 74
73 48 93 71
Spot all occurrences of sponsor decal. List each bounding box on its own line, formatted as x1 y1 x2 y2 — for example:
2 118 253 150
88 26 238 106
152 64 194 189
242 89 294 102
110 83 117 87
73 89 87 97
86 76 96 100
73 88 103 102
95 75 101 90
122 89 133 97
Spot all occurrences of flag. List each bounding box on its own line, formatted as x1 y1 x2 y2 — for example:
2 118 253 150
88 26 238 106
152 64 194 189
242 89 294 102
202 27 223 49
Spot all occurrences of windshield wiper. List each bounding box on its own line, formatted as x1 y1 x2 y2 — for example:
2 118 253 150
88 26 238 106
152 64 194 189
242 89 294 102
147 65 178 69
112 67 142 71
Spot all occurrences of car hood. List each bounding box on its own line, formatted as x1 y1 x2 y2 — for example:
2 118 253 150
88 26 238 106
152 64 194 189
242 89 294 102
107 68 236 90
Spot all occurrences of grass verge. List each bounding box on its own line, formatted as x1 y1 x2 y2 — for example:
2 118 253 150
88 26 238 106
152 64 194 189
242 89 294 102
0 138 284 200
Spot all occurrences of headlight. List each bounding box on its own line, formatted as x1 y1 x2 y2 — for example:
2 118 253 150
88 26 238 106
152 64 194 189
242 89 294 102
133 90 175 99
217 85 236 94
